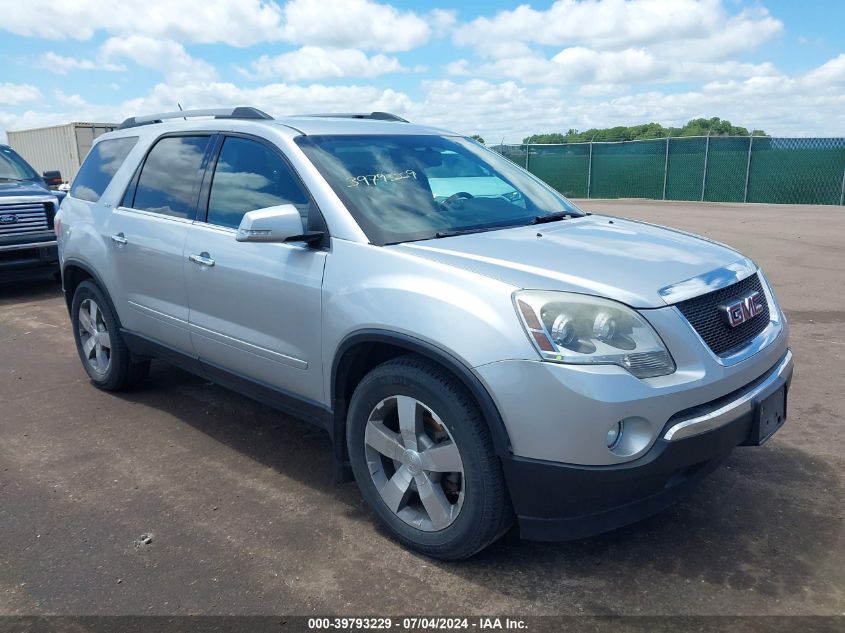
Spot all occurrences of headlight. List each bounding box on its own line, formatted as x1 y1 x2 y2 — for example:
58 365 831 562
514 290 676 378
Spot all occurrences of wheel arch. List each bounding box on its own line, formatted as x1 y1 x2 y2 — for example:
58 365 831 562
330 329 513 480
62 258 121 324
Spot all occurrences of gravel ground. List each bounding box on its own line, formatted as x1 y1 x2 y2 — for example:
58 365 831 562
0 200 842 616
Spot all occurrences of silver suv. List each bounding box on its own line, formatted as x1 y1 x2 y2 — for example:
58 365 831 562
57 107 792 559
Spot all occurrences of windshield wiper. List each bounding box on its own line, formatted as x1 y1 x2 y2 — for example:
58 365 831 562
434 226 502 239
531 211 575 225
383 223 522 245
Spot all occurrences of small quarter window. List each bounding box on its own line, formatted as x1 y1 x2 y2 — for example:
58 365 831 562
132 136 211 219
207 137 310 229
70 137 138 203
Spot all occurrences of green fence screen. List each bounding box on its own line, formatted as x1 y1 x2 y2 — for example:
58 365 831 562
495 137 845 206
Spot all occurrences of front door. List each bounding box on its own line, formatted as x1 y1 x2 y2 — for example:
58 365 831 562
184 135 327 405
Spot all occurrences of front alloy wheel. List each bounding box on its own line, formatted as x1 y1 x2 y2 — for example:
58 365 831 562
347 355 512 559
364 395 465 531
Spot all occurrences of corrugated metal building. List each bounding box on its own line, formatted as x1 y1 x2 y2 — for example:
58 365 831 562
6 122 118 182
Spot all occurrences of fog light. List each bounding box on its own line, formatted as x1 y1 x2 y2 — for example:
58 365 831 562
606 421 623 448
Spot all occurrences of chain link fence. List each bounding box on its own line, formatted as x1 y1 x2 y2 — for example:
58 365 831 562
494 136 845 206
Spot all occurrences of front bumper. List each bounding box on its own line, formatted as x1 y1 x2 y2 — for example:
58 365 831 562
500 349 793 541
0 235 59 277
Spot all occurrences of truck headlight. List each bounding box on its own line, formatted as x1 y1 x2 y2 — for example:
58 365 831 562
514 290 676 378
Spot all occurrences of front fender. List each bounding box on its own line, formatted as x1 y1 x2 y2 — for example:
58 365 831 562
321 239 538 403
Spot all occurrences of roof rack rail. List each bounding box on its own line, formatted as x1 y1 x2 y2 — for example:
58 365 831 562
298 112 409 123
118 106 273 130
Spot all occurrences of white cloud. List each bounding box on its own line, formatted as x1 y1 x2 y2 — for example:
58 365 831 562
100 36 217 84
3 52 845 145
0 83 41 106
0 80 412 141
0 0 284 46
73 80 413 126
241 47 407 81
428 8 457 33
279 0 433 52
447 1 784 89
445 59 472 76
53 90 87 107
37 51 125 74
0 0 452 54
403 61 845 141
804 54 845 87
455 0 782 58
470 48 778 86
0 1 842 145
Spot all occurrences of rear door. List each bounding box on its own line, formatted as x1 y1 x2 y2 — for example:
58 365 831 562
106 134 214 353
183 134 327 405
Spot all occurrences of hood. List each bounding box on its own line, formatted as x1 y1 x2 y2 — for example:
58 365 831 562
391 214 748 308
0 180 52 199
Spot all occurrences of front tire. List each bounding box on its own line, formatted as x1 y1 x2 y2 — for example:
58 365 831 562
71 280 149 391
347 355 512 559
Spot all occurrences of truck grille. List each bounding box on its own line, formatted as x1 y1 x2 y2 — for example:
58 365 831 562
0 201 52 237
675 273 770 356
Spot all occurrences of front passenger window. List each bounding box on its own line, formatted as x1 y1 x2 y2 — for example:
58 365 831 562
207 137 310 230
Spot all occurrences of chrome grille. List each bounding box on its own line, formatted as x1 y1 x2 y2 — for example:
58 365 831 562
0 201 52 237
675 273 770 356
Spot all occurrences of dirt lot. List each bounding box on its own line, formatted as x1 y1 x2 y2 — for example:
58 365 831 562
0 200 842 616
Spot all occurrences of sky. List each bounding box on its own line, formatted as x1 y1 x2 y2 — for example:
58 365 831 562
0 0 843 143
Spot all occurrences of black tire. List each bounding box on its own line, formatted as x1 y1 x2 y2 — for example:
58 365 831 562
347 354 512 559
71 280 150 391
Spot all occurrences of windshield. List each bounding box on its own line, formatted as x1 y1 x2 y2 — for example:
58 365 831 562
0 146 39 181
295 134 582 245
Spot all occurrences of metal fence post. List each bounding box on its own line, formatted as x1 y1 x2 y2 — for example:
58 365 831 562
700 133 710 202
587 140 593 198
743 134 754 203
524 144 530 171
840 167 845 206
662 137 670 200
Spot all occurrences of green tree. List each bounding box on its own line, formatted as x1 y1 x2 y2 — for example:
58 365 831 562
469 134 485 144
523 118 767 144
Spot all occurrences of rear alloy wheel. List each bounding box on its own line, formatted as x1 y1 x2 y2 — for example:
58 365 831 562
347 355 512 559
77 298 112 376
71 280 149 391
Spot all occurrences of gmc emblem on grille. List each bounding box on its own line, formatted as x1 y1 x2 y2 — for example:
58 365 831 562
720 291 765 327
0 214 18 224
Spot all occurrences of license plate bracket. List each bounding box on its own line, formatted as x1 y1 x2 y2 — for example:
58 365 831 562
747 385 787 445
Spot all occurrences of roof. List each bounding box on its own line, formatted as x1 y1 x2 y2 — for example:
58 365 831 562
113 107 456 137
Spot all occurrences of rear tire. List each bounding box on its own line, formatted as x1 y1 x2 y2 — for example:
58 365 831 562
347 354 512 560
71 280 150 391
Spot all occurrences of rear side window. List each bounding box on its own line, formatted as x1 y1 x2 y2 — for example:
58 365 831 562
70 137 137 202
131 136 211 219
206 137 310 229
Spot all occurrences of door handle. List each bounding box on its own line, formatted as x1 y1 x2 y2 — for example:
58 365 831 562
189 252 215 267
110 232 127 245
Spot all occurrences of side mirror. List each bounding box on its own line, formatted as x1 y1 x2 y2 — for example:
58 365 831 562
235 204 324 245
43 170 63 189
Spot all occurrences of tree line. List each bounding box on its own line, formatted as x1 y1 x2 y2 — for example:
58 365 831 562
478 118 766 145
521 118 767 144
